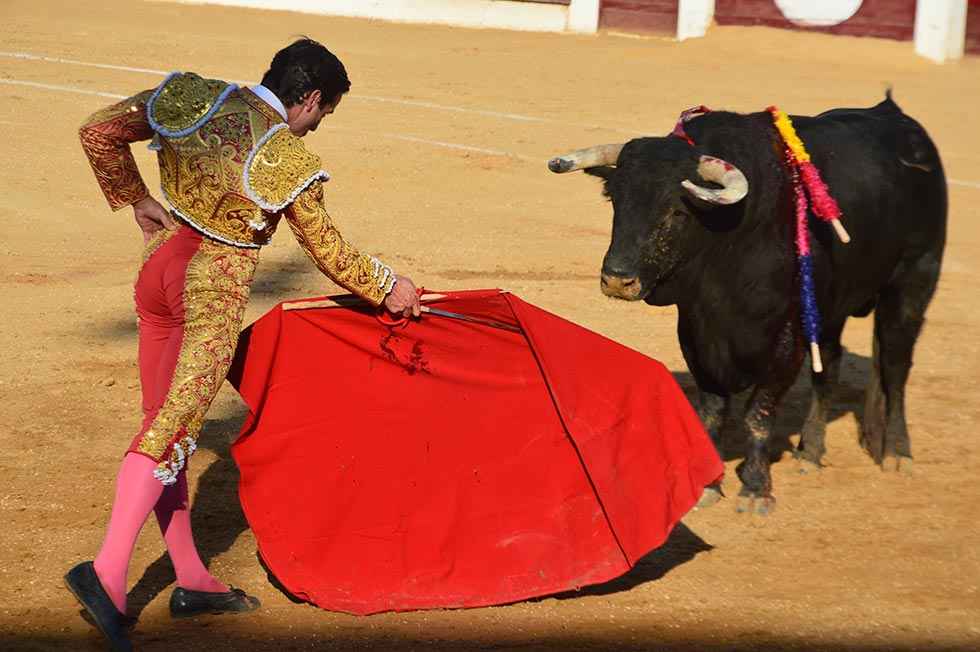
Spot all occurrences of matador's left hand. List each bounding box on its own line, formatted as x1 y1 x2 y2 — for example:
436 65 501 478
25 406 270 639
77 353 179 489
133 196 177 243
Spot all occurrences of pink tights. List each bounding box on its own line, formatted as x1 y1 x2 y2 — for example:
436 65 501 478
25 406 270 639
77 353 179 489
93 227 231 615
93 453 227 614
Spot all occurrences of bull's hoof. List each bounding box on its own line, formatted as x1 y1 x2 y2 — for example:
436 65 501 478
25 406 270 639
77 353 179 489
694 484 723 510
797 458 822 475
881 455 914 475
859 424 885 464
736 492 775 516
793 449 823 475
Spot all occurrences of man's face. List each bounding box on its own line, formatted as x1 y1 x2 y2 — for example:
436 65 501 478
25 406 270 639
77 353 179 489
288 91 343 137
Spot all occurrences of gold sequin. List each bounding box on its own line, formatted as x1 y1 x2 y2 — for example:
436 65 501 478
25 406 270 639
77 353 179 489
245 126 323 210
136 239 258 466
285 179 389 306
150 73 231 135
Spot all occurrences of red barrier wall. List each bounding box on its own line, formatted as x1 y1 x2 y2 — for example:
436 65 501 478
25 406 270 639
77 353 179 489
596 1 976 56
599 0 678 33
968 0 980 54
714 0 917 41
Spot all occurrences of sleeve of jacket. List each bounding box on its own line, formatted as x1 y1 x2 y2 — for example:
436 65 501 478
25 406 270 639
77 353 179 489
78 90 155 211
284 179 396 306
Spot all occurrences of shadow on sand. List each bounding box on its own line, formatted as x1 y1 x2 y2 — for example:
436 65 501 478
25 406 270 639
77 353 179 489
671 347 873 463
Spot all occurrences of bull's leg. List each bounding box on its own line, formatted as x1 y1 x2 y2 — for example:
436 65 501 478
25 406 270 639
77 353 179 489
736 322 805 515
797 323 845 472
860 332 886 463
697 389 730 452
867 257 940 472
694 390 729 508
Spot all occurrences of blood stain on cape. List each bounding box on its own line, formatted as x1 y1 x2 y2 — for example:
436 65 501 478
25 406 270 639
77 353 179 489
380 330 431 376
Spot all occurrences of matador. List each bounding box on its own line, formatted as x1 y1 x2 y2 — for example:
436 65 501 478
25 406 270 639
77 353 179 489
64 39 420 651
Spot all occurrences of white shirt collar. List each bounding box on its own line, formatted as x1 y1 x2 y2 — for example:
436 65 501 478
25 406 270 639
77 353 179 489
250 84 288 121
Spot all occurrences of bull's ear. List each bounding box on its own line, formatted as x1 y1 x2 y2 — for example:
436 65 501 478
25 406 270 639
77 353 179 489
583 166 615 181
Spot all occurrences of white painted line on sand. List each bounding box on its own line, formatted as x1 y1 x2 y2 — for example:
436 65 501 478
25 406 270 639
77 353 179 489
0 78 126 99
949 179 980 190
0 76 535 160
3 54 978 189
0 51 170 76
0 50 637 135
328 126 535 161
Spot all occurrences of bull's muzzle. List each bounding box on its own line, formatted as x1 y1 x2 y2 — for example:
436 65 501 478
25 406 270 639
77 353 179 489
600 273 644 300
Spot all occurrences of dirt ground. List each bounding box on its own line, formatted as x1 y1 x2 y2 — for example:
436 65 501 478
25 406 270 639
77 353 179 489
1 0 978 650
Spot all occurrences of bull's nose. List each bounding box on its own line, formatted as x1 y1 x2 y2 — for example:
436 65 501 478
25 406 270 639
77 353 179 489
601 273 642 299
601 273 638 288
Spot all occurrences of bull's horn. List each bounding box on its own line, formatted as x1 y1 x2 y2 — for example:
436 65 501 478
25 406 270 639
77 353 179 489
681 155 748 205
548 143 625 173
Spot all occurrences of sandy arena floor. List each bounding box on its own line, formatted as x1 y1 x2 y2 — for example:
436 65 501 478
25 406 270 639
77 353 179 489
1 0 979 650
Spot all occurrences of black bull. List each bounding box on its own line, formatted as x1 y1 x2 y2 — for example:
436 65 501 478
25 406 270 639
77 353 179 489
549 94 946 513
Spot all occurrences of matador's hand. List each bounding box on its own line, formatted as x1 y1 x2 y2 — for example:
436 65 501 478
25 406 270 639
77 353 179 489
133 196 177 243
384 274 422 318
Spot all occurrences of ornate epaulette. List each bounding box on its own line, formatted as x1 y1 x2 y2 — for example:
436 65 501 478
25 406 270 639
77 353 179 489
147 72 238 138
243 123 329 212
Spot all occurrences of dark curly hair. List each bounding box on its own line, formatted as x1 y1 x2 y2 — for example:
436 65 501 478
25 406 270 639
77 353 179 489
260 38 351 108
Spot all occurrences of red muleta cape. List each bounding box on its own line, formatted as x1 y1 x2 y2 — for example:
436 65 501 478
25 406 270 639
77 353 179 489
228 289 722 615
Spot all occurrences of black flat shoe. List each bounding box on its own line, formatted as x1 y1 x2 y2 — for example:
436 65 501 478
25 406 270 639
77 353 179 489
64 561 134 652
169 586 261 618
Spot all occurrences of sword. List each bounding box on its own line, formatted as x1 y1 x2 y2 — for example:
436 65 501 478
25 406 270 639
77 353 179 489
420 306 522 333
282 293 448 310
282 294 522 333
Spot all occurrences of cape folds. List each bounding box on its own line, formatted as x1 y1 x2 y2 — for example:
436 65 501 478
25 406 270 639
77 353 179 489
228 289 723 614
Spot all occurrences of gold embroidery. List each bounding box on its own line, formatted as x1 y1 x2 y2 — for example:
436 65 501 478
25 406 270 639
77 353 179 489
83 78 292 245
154 89 281 247
239 87 284 126
212 192 281 245
84 91 153 129
140 227 179 266
198 112 252 164
246 126 323 209
79 90 155 210
136 239 258 479
150 73 231 135
285 179 389 306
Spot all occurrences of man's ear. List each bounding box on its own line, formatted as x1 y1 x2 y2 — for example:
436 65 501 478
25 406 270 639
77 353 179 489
305 89 322 111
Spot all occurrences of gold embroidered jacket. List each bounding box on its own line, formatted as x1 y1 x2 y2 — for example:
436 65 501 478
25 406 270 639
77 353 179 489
79 72 395 305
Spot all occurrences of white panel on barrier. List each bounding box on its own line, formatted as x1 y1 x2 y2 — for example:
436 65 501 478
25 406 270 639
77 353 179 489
914 0 968 63
174 0 573 33
677 0 715 41
567 0 600 33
